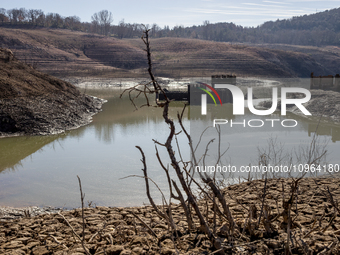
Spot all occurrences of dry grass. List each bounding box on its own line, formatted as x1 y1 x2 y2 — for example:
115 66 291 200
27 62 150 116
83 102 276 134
126 37 332 78
0 27 147 78
0 27 338 78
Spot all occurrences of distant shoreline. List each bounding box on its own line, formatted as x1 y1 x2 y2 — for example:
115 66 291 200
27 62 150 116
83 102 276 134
259 89 340 123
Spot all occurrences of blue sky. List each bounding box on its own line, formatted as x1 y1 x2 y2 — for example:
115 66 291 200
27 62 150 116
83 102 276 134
2 0 340 28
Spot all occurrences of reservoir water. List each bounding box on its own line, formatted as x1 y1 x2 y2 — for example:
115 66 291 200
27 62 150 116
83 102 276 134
0 78 339 208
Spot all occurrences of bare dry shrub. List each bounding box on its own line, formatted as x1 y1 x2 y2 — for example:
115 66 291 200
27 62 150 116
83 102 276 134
55 29 338 255
119 28 340 254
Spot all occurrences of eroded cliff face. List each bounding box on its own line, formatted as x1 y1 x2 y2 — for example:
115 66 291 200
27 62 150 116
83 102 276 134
0 48 105 136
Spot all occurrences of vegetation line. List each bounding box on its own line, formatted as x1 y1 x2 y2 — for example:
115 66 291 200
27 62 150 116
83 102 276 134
1 7 340 45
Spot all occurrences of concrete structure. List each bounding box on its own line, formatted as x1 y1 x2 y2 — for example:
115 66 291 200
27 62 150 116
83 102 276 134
158 75 237 105
158 89 189 102
310 72 340 92
211 75 236 87
190 75 237 105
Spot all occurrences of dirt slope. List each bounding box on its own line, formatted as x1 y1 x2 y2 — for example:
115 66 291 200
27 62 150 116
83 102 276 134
0 48 104 136
128 37 329 77
0 27 147 78
0 27 338 78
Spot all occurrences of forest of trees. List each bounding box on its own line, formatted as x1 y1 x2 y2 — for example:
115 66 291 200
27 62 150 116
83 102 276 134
1 7 340 46
0 8 147 37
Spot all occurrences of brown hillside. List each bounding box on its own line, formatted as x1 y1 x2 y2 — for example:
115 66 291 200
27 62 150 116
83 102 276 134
0 27 147 78
254 43 340 75
0 48 104 136
0 27 337 78
0 48 79 98
128 37 329 77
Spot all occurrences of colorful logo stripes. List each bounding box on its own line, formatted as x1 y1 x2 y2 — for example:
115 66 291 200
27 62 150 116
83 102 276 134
197 82 223 106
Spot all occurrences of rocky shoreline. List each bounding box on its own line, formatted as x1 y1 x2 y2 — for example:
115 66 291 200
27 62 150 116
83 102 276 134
0 48 105 137
290 89 340 123
1 177 340 254
259 89 340 123
0 207 62 222
0 93 105 137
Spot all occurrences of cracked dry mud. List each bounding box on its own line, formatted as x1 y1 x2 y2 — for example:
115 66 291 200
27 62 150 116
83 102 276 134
1 177 340 254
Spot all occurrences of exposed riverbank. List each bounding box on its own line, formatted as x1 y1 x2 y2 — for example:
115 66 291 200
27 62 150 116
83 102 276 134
290 89 340 123
1 177 340 254
0 48 105 137
259 89 340 123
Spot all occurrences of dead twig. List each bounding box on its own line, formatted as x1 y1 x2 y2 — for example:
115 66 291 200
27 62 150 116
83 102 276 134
128 210 158 238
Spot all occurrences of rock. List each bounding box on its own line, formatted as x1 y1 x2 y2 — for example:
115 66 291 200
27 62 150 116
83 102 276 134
265 240 282 249
130 236 147 245
3 240 24 249
26 241 40 249
1 177 340 254
131 247 144 255
160 247 176 255
120 249 132 255
106 245 125 255
31 246 50 255
5 250 26 255
0 48 14 63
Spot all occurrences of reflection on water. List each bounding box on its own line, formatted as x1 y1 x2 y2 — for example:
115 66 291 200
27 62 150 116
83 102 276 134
0 136 59 173
307 123 340 143
0 81 339 208
0 88 190 208
190 103 340 180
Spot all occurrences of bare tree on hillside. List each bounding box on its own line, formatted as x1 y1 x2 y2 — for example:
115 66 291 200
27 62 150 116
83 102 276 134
91 10 113 36
202 20 210 40
7 9 20 24
35 10 45 26
64 16 81 30
117 19 126 39
151 23 160 37
45 13 64 28
18 8 27 23
0 8 8 24
28 9 43 26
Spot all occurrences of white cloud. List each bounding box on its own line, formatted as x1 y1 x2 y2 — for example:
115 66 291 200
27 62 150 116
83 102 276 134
242 2 288 8
263 0 291 4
